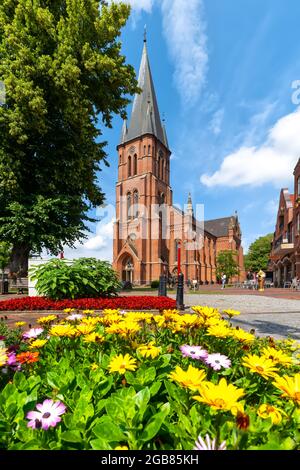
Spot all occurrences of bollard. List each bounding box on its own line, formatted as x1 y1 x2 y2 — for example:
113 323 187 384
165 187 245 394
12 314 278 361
158 275 167 297
176 272 185 310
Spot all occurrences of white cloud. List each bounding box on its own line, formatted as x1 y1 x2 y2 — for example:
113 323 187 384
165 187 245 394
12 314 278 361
63 220 114 262
201 107 300 188
160 0 208 105
209 108 224 135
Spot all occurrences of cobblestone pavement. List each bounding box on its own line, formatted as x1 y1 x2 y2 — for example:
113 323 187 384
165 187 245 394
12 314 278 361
170 294 300 340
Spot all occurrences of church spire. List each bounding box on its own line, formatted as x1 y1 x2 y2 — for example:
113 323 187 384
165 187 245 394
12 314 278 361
187 193 193 216
123 36 168 149
120 119 127 144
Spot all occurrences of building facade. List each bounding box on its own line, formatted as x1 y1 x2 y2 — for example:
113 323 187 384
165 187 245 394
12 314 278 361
113 39 244 285
270 159 300 285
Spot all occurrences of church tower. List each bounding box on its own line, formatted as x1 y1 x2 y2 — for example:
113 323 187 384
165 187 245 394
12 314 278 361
113 36 172 285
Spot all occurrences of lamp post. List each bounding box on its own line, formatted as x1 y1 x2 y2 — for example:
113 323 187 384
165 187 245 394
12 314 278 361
176 241 184 310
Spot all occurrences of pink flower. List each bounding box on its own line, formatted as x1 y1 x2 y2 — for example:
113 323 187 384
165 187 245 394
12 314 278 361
22 328 44 340
205 353 231 371
66 314 83 321
194 434 226 450
6 352 21 371
26 399 66 430
179 345 208 361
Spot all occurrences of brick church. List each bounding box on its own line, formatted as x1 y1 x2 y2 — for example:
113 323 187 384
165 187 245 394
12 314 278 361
113 38 245 285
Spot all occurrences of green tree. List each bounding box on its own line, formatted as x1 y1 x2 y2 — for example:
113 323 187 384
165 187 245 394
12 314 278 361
244 234 273 272
216 250 240 283
0 242 12 291
0 1 138 273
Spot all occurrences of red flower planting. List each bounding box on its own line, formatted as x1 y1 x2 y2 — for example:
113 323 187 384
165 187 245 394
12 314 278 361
0 296 176 312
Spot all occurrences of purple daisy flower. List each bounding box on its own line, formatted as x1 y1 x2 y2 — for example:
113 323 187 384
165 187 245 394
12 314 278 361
180 345 208 361
205 353 231 371
194 434 226 450
6 352 21 371
26 399 66 430
22 328 44 340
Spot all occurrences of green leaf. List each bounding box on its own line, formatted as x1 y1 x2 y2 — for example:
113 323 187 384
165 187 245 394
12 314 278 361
90 439 112 450
140 403 170 442
93 417 126 441
61 430 83 443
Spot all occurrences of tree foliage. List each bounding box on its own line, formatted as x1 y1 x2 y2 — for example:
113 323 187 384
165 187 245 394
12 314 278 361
0 1 138 271
244 234 273 272
0 242 12 272
216 250 239 282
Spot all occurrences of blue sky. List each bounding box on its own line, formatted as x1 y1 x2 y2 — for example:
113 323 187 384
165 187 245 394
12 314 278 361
65 0 300 260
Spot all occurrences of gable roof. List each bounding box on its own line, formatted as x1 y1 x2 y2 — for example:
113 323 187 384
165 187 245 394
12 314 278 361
204 217 234 237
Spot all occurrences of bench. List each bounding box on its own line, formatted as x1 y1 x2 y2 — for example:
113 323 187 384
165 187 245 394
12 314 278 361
9 277 28 294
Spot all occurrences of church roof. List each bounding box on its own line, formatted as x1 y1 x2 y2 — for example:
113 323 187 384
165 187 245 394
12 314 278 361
204 216 236 237
122 40 169 149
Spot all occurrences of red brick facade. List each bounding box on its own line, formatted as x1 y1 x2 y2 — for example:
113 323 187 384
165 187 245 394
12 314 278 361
113 40 244 285
270 159 300 285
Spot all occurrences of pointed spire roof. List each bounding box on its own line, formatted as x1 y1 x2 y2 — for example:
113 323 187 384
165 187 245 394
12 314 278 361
120 119 128 144
124 38 169 149
187 193 193 216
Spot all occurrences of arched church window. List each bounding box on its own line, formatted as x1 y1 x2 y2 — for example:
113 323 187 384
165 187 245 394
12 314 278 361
148 145 151 155
128 156 132 177
133 190 139 218
144 145 146 156
127 192 132 219
160 193 165 205
133 154 137 175
158 157 161 179
119 154 122 163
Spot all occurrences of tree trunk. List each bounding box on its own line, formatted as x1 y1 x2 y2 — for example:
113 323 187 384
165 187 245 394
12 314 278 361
9 243 31 276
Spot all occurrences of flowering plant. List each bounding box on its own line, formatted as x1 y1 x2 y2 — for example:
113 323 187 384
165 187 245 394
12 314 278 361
0 305 300 450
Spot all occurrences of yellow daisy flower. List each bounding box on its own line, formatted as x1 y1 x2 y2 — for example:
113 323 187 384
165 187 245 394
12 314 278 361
257 404 283 425
15 321 26 327
193 378 244 412
223 309 241 318
261 347 293 366
105 321 141 337
82 310 95 315
242 354 278 379
50 324 79 338
191 306 221 320
37 315 57 324
137 341 161 359
273 373 300 405
115 446 128 450
231 329 255 344
169 365 206 391
99 314 122 326
207 324 232 338
91 363 99 371
102 309 120 316
76 324 96 335
83 333 105 343
108 354 137 374
81 317 101 326
63 308 76 314
29 339 47 349
0 348 8 367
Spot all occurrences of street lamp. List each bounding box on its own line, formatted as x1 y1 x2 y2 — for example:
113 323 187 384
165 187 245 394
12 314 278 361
176 240 184 310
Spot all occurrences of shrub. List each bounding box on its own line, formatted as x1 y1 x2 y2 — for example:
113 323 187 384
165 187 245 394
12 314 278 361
151 280 159 289
30 258 121 300
0 305 300 450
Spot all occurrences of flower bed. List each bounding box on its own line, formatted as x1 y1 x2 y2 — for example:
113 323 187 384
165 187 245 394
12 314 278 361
0 306 300 450
0 296 176 312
